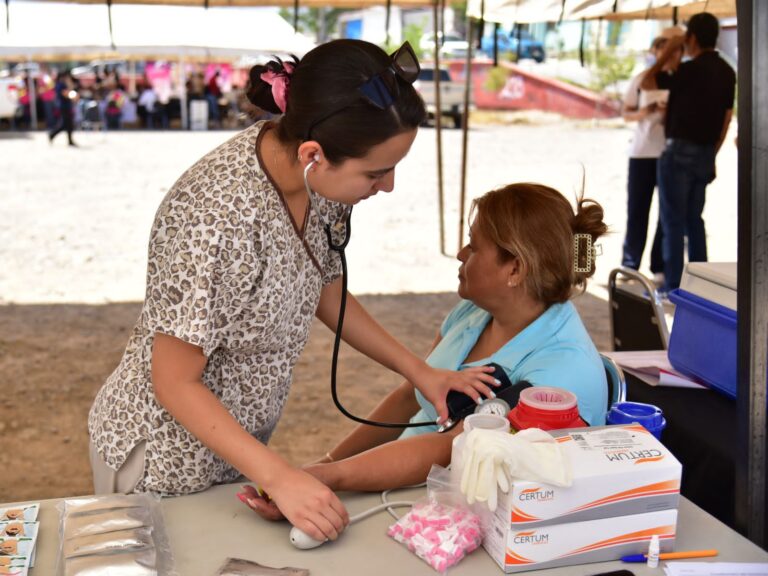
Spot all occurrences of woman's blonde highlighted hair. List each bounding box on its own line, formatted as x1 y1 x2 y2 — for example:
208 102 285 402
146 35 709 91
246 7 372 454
471 183 608 306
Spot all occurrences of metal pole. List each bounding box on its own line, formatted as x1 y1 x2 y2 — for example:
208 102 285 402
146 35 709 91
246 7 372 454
493 22 499 66
25 55 37 130
432 0 446 257
293 0 299 31
385 0 391 48
128 60 136 97
106 0 115 50
179 58 188 130
458 17 474 252
736 0 768 549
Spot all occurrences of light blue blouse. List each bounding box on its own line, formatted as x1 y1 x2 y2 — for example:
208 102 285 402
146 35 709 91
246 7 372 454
400 299 607 439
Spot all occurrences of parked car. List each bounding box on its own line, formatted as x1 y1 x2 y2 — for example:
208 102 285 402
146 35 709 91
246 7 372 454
420 32 473 60
413 67 467 128
480 28 546 62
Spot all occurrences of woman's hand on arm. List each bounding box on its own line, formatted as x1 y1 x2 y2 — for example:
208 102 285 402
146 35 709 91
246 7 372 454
316 279 498 423
151 333 349 541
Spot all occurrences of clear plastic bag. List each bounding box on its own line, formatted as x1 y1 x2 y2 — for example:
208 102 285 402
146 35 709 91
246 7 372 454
63 508 151 539
63 549 157 576
213 558 310 576
387 492 483 573
63 528 154 559
56 494 174 576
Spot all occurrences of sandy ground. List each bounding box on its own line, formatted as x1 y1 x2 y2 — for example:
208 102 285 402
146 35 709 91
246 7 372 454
0 117 738 502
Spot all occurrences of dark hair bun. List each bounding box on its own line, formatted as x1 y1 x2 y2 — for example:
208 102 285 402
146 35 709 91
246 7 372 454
245 64 282 114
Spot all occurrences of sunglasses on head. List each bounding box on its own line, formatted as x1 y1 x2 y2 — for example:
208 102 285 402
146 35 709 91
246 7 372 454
305 41 420 139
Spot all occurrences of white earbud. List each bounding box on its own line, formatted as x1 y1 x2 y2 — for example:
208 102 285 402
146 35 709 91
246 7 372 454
289 526 327 550
313 153 321 162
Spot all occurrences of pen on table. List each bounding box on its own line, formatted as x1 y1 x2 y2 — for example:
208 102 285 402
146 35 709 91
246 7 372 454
620 549 719 562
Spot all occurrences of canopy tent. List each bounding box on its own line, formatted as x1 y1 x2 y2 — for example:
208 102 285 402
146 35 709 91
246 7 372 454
0 2 315 61
465 0 736 23
0 0 763 548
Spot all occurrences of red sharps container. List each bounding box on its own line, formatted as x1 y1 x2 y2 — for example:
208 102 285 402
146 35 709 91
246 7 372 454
507 386 587 431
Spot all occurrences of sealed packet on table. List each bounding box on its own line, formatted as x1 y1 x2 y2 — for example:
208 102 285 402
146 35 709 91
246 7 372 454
0 535 38 576
0 555 28 576
214 557 310 575
55 493 174 576
0 524 37 540
0 506 38 523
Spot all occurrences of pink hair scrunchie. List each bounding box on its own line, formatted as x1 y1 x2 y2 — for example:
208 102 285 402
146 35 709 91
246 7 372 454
260 61 295 113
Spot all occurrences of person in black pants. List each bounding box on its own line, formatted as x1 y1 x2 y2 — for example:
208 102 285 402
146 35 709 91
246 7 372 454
48 71 78 147
621 29 683 285
642 12 735 292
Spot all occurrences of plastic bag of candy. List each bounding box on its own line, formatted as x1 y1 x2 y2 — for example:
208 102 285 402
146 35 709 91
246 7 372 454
387 498 483 573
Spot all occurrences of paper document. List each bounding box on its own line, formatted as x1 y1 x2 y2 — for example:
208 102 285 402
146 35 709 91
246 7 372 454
665 562 768 576
602 350 707 389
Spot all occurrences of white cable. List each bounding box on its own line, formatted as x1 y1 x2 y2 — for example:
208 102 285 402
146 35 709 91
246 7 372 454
381 482 426 520
349 501 413 524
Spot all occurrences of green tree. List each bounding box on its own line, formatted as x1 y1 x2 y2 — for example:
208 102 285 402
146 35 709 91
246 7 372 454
278 7 349 43
383 23 425 56
586 48 636 100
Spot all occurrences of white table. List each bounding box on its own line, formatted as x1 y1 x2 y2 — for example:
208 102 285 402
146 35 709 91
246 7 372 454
9 484 768 575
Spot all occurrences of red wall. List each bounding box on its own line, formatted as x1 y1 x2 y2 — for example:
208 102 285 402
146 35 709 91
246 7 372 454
445 60 620 120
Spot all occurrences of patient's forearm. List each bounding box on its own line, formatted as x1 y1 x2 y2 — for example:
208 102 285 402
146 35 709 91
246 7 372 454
309 432 454 492
326 381 421 461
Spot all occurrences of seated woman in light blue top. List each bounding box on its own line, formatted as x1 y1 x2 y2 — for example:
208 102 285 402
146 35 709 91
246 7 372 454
240 182 608 512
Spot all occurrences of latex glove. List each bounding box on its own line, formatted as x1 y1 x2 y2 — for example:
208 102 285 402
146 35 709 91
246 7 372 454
460 428 572 511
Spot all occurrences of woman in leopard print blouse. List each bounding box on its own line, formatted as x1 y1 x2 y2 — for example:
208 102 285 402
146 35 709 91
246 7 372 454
88 39 500 544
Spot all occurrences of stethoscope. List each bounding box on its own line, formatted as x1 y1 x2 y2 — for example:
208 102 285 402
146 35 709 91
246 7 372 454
303 159 447 430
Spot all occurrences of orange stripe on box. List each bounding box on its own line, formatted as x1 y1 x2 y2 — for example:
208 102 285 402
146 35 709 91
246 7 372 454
520 488 541 495
511 507 541 522
505 550 534 565
568 480 680 513
635 456 666 464
561 532 677 557
562 525 676 556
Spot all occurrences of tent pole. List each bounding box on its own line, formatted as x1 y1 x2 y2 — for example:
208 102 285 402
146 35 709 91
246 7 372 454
458 15 474 252
179 58 188 130
5 0 9 32
293 0 299 31
385 0 391 47
27 54 38 130
493 22 498 66
432 0 446 257
128 60 136 97
106 0 115 50
736 0 768 549
476 0 484 51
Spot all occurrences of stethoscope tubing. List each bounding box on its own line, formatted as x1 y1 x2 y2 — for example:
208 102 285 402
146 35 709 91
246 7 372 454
303 158 439 429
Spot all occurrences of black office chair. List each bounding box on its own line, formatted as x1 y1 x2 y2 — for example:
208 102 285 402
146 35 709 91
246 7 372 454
608 267 669 351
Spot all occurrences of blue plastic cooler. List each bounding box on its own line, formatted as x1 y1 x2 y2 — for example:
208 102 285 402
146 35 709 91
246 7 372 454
668 288 737 398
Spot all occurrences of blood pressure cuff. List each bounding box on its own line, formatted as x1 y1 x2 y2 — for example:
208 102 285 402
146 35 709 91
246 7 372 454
445 363 532 425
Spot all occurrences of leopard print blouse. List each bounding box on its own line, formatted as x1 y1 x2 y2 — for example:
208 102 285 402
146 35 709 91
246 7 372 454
88 121 346 495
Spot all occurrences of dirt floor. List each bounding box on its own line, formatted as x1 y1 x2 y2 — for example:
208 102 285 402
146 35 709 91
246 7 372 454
0 121 737 503
0 290 610 503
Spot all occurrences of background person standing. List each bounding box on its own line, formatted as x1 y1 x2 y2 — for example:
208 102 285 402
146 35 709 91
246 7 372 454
642 12 736 293
620 28 683 285
48 71 77 146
